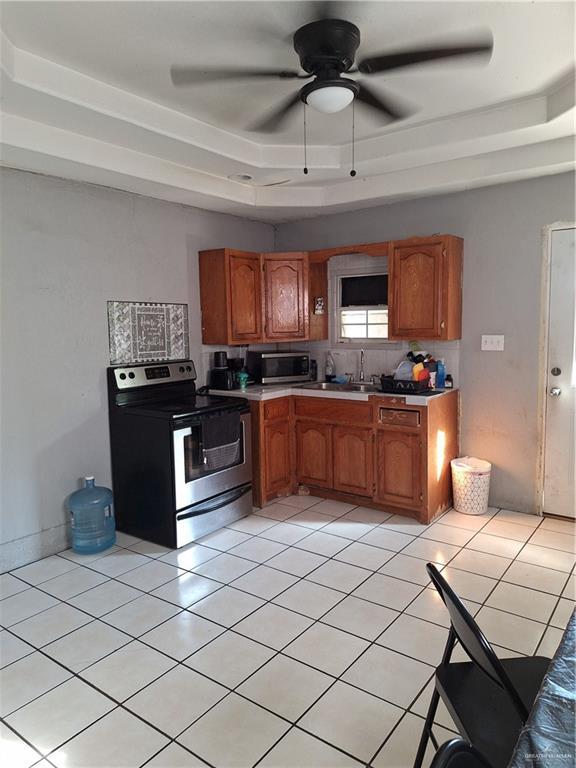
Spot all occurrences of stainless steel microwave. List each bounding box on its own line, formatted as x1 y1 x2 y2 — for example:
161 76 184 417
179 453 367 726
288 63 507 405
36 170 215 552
246 351 311 384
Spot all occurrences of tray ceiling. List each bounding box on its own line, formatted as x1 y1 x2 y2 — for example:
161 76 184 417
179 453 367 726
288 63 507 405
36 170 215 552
1 1 575 221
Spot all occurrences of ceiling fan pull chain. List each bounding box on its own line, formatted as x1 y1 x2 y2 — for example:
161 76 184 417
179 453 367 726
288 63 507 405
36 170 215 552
350 100 357 177
303 104 309 175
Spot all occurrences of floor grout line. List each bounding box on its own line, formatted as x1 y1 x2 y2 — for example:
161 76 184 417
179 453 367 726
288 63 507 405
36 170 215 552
2 502 575 767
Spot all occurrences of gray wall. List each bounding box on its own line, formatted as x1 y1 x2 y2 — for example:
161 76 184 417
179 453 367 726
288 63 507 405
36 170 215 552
276 172 576 514
0 169 274 568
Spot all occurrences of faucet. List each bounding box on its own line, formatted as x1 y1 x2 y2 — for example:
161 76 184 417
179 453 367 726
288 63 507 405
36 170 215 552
359 349 365 382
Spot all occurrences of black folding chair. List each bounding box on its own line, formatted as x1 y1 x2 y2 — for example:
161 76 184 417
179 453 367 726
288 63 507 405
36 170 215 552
413 563 550 768
430 739 493 768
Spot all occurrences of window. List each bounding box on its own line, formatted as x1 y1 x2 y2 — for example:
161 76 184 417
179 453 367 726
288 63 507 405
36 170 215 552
337 274 388 342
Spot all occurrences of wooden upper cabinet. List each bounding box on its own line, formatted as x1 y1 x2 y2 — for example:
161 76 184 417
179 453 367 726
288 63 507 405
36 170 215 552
388 235 463 341
374 429 423 509
199 249 310 345
332 425 374 497
199 249 263 345
228 252 263 343
262 253 309 340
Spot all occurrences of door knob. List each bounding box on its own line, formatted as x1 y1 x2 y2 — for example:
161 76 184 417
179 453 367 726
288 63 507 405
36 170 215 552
549 387 561 397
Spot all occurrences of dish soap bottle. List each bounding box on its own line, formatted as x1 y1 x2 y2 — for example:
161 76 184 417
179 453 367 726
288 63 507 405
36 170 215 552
68 476 116 554
436 359 446 389
325 351 336 382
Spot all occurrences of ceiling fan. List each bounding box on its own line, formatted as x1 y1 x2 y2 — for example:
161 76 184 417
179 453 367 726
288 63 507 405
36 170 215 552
170 8 493 132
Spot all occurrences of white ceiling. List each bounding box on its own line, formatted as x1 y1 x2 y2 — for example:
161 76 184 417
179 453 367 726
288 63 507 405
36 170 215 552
1 1 575 221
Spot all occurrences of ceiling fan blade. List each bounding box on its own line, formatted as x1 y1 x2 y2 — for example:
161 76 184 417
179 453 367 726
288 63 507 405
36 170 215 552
358 40 493 75
355 83 408 121
248 92 302 133
170 67 308 86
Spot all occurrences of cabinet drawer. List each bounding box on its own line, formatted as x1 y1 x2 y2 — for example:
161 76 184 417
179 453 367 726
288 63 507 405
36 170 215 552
294 397 372 424
378 408 420 428
264 398 290 421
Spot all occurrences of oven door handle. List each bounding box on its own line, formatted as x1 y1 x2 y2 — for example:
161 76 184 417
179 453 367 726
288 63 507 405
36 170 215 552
175 483 251 522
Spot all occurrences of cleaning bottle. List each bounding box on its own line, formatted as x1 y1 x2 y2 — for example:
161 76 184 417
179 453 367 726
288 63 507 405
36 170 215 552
436 359 446 389
325 351 336 382
68 476 116 554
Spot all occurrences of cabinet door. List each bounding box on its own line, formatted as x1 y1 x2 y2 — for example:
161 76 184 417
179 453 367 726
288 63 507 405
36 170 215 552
263 253 309 340
263 420 292 496
374 430 422 509
389 242 443 339
228 252 263 343
295 421 332 488
333 426 374 497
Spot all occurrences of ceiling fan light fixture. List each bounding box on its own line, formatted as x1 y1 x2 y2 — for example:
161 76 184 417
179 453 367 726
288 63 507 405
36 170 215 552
301 78 359 114
306 85 354 113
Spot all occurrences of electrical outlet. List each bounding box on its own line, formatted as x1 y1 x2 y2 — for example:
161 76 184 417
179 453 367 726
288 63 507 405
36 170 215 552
481 334 505 351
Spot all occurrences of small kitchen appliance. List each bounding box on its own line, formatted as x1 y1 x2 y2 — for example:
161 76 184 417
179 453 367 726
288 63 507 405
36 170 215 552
246 350 312 384
107 360 252 548
209 367 236 390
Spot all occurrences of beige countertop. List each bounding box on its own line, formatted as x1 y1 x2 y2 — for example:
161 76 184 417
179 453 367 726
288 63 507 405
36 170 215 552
210 384 456 406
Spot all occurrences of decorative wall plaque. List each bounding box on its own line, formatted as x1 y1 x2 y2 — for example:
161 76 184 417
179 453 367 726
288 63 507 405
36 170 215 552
314 296 326 315
107 301 189 365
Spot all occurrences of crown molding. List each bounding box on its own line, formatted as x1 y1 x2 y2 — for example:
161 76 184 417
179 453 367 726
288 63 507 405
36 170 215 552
1 30 574 221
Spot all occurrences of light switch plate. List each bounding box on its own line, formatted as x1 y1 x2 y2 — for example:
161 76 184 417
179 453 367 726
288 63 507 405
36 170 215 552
481 334 505 351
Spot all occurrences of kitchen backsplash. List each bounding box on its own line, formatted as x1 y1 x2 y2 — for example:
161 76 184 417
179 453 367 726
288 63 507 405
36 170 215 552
200 340 460 387
289 340 461 387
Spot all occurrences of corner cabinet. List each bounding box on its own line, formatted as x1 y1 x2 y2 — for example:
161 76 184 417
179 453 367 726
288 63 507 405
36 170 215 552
388 235 463 341
199 248 309 345
262 253 309 340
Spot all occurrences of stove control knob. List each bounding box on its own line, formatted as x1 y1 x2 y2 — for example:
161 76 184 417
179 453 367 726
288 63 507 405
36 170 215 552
179 366 185 373
119 373 126 380
186 366 192 372
128 372 135 379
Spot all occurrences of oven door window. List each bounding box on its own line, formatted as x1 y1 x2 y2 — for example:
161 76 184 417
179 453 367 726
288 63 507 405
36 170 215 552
183 423 243 481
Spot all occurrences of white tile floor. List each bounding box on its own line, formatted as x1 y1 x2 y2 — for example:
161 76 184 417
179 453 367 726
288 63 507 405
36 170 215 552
1 497 575 768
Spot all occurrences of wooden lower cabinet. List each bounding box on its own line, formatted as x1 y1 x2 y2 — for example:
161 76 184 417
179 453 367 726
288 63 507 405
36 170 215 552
295 421 333 488
251 398 292 506
333 425 374 497
263 421 291 496
374 430 422 508
252 391 458 523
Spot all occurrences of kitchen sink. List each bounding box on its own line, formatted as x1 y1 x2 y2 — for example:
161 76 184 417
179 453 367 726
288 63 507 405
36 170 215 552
297 382 380 393
346 383 380 393
297 382 344 391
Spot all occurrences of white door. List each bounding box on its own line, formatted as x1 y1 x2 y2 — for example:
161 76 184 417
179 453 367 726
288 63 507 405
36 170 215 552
543 226 575 519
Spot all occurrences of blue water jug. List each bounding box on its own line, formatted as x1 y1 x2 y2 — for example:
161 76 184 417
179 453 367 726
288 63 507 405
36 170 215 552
69 476 116 554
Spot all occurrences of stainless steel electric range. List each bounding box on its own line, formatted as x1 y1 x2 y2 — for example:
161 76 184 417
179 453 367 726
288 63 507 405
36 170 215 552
107 360 252 548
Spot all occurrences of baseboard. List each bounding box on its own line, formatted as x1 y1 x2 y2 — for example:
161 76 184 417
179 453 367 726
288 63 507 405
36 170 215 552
0 523 69 572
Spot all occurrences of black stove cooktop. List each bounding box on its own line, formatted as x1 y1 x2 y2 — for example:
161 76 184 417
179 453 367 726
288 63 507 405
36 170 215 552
124 394 247 420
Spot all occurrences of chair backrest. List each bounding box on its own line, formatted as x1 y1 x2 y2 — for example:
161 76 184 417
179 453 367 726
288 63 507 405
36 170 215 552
430 738 494 768
426 563 529 721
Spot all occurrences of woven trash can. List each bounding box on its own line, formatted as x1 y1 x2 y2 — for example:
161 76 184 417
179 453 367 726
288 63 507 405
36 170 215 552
451 457 492 515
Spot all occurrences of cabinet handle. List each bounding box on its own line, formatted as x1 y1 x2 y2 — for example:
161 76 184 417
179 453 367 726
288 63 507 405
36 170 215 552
440 320 446 329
